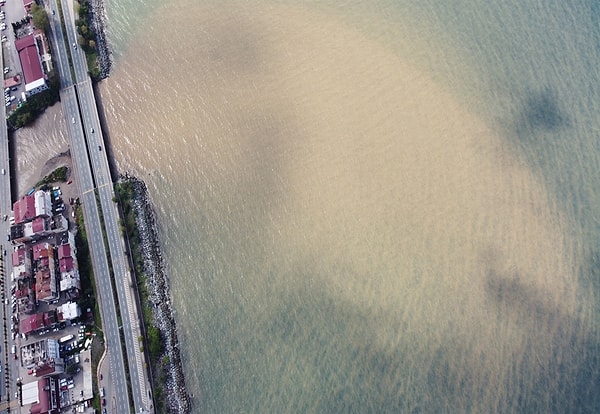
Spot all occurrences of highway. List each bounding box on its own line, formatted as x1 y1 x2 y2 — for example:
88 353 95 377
58 1 151 412
0 11 17 407
46 0 135 412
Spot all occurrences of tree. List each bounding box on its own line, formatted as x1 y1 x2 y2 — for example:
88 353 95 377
29 4 49 33
66 364 81 375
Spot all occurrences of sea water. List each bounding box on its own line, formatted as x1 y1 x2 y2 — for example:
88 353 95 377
92 0 600 412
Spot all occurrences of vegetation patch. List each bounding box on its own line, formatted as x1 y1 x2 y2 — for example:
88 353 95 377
74 0 101 80
114 179 169 413
35 166 69 187
7 70 60 129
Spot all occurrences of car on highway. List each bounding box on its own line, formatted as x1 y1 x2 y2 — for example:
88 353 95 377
90 127 94 133
72 117 75 124
72 42 77 49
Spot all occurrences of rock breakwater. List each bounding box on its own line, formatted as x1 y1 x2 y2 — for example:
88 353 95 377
122 174 191 414
88 0 112 79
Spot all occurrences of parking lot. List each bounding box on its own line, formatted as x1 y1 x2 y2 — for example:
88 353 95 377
1 0 34 111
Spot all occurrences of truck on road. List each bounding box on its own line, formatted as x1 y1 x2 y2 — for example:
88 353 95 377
59 334 74 344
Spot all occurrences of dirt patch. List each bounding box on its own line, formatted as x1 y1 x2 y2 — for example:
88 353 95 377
38 150 72 180
34 151 79 217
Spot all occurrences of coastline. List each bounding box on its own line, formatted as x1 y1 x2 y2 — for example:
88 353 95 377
88 0 190 410
89 0 112 79
122 173 192 414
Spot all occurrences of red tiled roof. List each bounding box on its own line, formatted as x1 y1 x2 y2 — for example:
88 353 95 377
59 257 73 272
15 35 44 86
31 363 55 378
11 250 20 266
31 216 45 233
30 378 51 414
15 288 28 299
13 195 35 224
20 313 44 334
57 244 70 259
32 243 49 260
35 270 53 300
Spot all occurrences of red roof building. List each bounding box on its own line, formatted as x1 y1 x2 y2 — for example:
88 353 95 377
31 217 46 234
22 377 59 414
57 244 70 259
20 313 45 334
32 242 50 260
59 257 73 272
13 194 36 224
14 35 47 96
22 0 33 12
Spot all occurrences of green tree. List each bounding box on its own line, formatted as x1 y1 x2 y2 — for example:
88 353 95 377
29 4 49 33
66 364 81 375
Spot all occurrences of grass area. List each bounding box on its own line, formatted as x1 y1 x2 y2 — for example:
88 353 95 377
74 0 101 80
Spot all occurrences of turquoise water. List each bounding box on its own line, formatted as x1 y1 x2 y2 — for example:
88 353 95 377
99 1 600 412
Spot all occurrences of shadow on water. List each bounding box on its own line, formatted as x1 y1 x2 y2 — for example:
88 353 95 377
514 88 569 137
483 248 600 413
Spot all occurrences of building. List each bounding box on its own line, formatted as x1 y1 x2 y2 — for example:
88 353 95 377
11 247 32 279
57 302 81 321
19 310 57 335
33 242 58 302
34 190 52 217
15 35 48 96
13 194 36 224
22 0 34 12
20 377 59 413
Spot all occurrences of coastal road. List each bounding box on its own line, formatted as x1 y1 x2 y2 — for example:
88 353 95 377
47 1 133 412
60 1 152 412
0 26 17 408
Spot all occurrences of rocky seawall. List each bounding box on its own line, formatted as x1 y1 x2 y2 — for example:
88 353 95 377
89 0 112 79
123 174 191 414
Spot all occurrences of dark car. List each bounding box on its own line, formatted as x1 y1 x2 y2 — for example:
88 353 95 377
102 398 106 406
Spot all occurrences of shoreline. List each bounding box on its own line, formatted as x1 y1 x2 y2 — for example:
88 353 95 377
89 0 112 79
88 0 191 410
122 173 192 414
